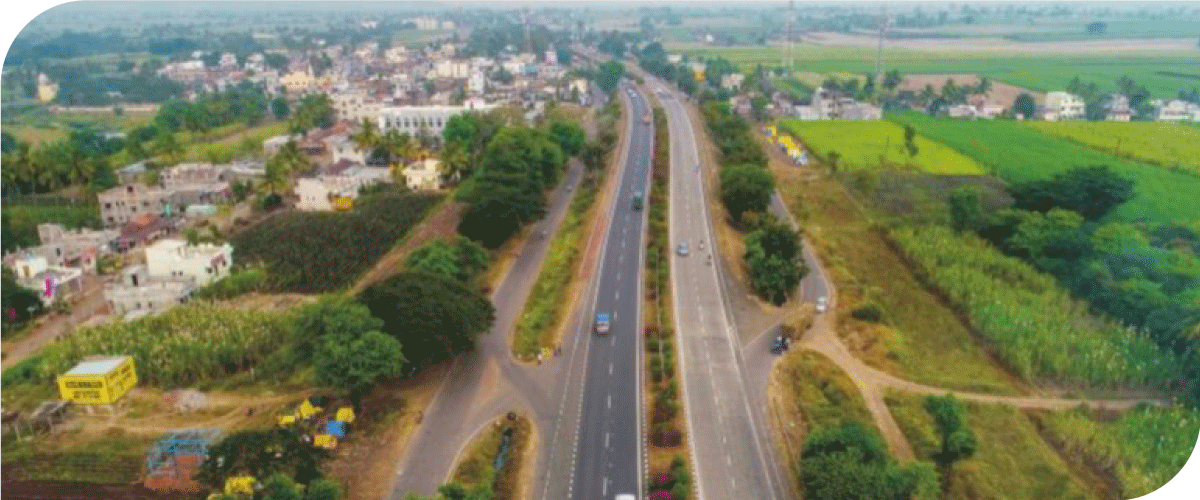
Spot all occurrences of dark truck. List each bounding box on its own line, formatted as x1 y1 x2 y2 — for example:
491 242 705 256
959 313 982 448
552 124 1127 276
632 191 643 210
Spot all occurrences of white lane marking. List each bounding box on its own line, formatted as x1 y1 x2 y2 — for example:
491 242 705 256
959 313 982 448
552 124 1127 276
622 239 626 249
727 456 733 467
602 478 607 496
609 363 614 375
611 336 615 346
606 432 611 447
615 291 619 301
607 394 612 409
616 272 621 282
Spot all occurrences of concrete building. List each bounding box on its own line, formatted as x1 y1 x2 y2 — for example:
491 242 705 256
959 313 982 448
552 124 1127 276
98 183 177 228
103 265 196 319
294 163 392 211
377 101 497 138
263 135 294 157
115 214 174 252
160 163 230 207
145 239 233 287
35 223 118 269
332 91 382 124
331 136 369 165
1044 91 1085 120
4 253 85 306
720 73 745 92
1105 94 1132 122
403 158 445 190
1155 99 1196 122
117 161 148 184
280 69 315 93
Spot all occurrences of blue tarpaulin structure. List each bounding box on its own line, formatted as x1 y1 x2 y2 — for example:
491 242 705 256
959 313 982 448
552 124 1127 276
325 420 347 438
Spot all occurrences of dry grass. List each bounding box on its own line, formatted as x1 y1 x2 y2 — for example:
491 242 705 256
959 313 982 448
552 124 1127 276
762 133 1018 395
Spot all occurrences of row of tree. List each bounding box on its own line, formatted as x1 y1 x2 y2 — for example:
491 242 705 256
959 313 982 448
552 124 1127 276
950 166 1200 404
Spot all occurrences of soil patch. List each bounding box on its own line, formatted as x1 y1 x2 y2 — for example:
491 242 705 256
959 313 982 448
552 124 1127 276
897 73 1045 109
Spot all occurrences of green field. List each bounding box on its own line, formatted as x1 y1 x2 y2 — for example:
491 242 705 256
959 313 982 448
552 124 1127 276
1021 121 1200 176
669 44 1200 97
885 392 1096 500
1037 405 1200 499
888 113 1200 224
778 119 987 174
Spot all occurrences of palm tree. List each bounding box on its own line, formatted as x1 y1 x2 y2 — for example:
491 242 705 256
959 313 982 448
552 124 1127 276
62 143 94 186
260 156 291 196
350 117 381 159
32 148 64 192
381 130 414 167
276 140 312 175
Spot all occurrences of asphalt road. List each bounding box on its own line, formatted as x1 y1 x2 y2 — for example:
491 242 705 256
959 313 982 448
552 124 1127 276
771 191 830 303
567 83 653 500
658 85 784 500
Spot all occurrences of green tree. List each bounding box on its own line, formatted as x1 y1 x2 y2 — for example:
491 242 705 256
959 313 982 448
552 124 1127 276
1012 93 1037 119
314 330 405 402
303 478 343 500
292 295 384 357
750 95 769 122
947 186 984 233
597 60 625 94
272 96 290 120
799 420 923 500
197 429 333 491
580 140 607 171
826 150 841 173
548 121 586 156
1010 165 1134 221
351 118 382 160
262 472 302 500
360 272 496 367
458 182 547 248
883 70 903 92
2 267 45 335
744 220 808 305
719 164 775 224
923 394 978 467
902 124 919 158
265 52 289 72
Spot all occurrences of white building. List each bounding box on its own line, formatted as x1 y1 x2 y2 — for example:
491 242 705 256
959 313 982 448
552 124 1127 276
4 253 85 306
104 265 196 319
294 165 392 211
160 163 230 208
1105 94 1132 122
219 52 238 69
720 73 745 91
435 60 470 79
332 92 381 124
403 158 445 190
1155 99 1197 122
1044 91 1085 120
145 239 233 287
377 101 497 138
331 137 369 165
385 47 409 64
468 71 487 95
35 223 118 269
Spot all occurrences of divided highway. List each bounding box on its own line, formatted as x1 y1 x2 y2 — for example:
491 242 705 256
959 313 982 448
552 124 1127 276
566 83 654 500
659 87 784 500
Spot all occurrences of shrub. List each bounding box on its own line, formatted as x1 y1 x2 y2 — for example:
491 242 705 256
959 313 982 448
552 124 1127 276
851 302 885 323
651 423 682 447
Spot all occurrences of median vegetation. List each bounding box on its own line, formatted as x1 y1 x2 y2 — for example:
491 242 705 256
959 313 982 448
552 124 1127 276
447 413 533 500
512 102 620 360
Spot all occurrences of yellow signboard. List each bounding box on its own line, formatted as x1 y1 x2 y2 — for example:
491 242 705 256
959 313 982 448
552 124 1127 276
57 355 138 405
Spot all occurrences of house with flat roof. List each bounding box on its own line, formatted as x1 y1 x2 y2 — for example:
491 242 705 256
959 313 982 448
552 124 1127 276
145 239 233 287
98 183 177 228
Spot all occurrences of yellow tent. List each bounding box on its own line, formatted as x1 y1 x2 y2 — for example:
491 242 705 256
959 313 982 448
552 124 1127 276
277 414 297 426
224 476 256 496
335 407 356 423
299 400 322 419
314 434 338 449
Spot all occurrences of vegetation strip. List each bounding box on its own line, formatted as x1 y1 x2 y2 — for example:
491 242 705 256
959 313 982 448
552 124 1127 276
642 105 694 500
512 102 621 360
448 414 534 500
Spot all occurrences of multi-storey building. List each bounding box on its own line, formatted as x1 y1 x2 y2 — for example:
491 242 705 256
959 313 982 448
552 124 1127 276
103 265 196 319
1044 91 1085 120
97 183 177 228
144 239 233 287
376 99 496 138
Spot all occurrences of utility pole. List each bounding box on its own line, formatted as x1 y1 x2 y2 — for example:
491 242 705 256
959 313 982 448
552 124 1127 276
523 7 533 54
786 0 795 78
874 4 888 102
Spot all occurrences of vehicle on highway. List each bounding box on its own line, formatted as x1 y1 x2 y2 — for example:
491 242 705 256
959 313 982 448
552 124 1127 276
615 494 636 500
816 296 828 313
771 335 789 355
676 243 689 256
632 191 643 210
643 111 651 124
594 312 611 335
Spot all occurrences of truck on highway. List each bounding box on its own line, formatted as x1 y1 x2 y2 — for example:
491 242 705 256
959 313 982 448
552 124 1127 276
632 191 643 211
595 312 611 334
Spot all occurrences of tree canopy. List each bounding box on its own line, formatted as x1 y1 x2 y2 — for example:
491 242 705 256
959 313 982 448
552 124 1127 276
719 165 775 224
360 272 495 368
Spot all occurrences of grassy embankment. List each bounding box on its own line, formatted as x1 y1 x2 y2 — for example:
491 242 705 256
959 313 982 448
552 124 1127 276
511 103 621 360
763 131 1017 394
449 414 533 500
889 113 1200 225
885 391 1098 500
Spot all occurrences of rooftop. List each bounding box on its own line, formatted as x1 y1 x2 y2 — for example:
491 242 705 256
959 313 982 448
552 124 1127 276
63 355 128 376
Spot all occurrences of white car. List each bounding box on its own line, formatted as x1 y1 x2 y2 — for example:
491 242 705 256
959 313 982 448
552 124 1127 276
816 296 828 313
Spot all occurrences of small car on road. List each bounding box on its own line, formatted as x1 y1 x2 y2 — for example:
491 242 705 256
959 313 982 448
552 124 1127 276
595 312 611 335
676 243 689 257
816 296 828 313
771 335 789 355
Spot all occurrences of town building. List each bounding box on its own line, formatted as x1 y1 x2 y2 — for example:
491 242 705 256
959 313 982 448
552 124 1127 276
115 214 174 252
1154 99 1199 122
403 158 445 190
117 161 148 184
1044 91 1085 120
98 183 177 227
4 252 85 306
720 73 745 92
145 239 233 287
103 265 196 319
263 135 294 157
159 163 230 208
1105 94 1132 122
377 100 497 138
294 162 391 211
332 91 382 124
35 223 119 269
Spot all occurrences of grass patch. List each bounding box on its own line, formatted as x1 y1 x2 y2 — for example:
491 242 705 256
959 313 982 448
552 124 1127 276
1 203 101 249
1 427 154 484
1033 404 1200 499
888 113 1200 225
765 133 1016 394
449 414 532 500
1020 121 1200 177
884 391 1096 500
512 161 608 360
779 119 988 174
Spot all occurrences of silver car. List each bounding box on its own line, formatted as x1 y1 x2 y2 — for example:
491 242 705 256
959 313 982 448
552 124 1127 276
676 243 689 256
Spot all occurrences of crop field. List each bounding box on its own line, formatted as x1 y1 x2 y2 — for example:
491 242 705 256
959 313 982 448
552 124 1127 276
668 44 1200 96
889 225 1181 388
1036 405 1200 499
778 119 987 174
888 113 1200 224
1021 121 1200 176
885 392 1096 500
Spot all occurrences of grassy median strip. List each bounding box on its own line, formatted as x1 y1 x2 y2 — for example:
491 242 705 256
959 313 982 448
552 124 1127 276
643 105 695 500
448 413 533 500
511 103 621 360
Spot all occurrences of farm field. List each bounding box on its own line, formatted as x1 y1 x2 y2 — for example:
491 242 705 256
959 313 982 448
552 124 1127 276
1020 121 1200 176
885 392 1097 500
1034 405 1200 499
888 113 1200 224
889 225 1181 389
667 43 1200 96
778 119 987 174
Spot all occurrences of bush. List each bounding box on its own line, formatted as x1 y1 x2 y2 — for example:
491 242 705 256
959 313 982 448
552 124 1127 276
651 423 682 447
851 302 884 323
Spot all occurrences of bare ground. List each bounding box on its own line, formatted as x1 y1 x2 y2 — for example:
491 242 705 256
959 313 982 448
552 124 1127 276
898 73 1046 108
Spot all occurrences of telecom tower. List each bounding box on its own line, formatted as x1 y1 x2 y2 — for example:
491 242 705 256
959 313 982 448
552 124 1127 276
874 5 889 98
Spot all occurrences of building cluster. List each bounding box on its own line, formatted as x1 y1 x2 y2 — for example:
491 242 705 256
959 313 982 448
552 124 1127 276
103 239 232 320
1013 91 1199 122
790 87 883 121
